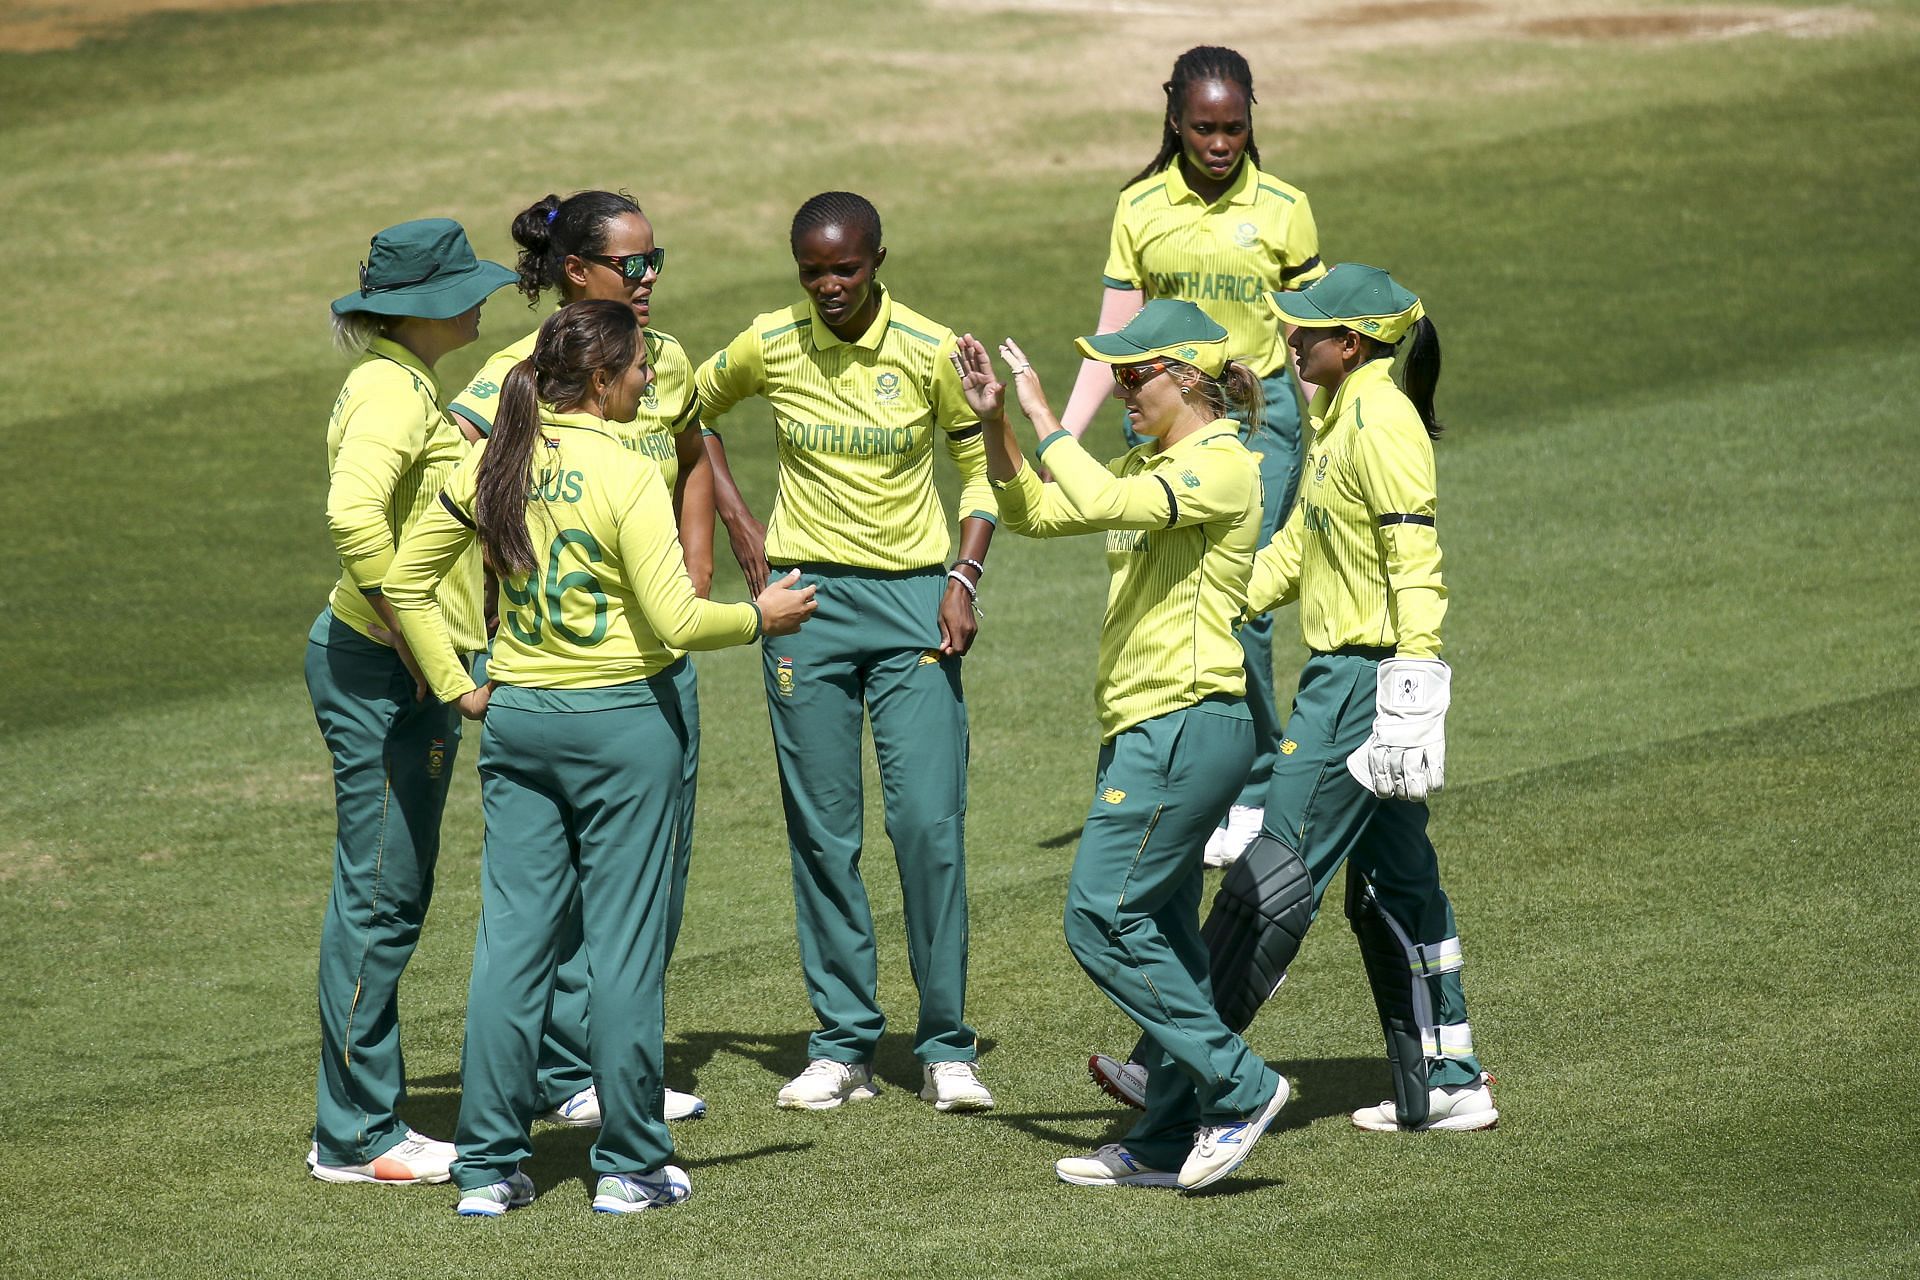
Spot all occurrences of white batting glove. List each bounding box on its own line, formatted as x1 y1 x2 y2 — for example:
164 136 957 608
1345 658 1450 802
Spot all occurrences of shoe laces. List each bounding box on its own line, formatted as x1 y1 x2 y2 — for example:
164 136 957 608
798 1058 850 1082
1191 1120 1246 1157
930 1061 979 1083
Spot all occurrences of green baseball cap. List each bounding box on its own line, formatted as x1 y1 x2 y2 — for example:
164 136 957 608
1269 263 1424 344
331 218 516 320
1075 298 1229 377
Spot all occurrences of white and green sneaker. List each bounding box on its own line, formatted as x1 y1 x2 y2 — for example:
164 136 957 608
591 1166 692 1214
455 1169 534 1218
1352 1072 1499 1132
776 1059 880 1111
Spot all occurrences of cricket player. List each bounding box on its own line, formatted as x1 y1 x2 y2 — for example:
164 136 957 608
953 300 1289 1192
694 191 998 1114
383 299 815 1216
1057 45 1330 868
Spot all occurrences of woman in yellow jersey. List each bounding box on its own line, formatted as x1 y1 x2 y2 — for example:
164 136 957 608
1060 46 1329 870
304 218 515 1187
1099 266 1498 1134
451 189 712 1128
385 300 814 1216
696 192 999 1113
951 299 1287 1191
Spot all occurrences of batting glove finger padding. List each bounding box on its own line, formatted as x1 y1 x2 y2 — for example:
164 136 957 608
1346 658 1450 801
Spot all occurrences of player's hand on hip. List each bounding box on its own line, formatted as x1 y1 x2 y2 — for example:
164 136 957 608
937 579 978 656
1345 658 1449 801
755 568 817 637
456 682 494 721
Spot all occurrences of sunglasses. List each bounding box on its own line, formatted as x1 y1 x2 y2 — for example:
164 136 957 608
1112 360 1170 392
583 247 667 281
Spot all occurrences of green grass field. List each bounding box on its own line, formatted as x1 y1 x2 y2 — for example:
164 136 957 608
3 1 1918 1275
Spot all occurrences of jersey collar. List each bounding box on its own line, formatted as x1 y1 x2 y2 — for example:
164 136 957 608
540 406 624 445
1150 420 1241 462
367 335 440 397
1162 158 1259 209
1315 357 1398 431
806 284 894 352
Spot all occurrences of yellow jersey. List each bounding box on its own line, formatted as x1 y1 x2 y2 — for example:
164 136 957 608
1103 160 1327 378
384 407 759 700
323 336 485 652
1247 359 1446 657
995 424 1261 740
694 286 996 571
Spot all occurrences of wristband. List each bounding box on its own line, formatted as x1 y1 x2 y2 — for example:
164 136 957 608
945 568 983 618
951 557 986 579
747 601 764 640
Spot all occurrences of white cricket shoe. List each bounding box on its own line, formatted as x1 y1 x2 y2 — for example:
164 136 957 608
591 1166 692 1214
1087 1053 1147 1109
1202 805 1264 868
920 1060 994 1112
1055 1144 1179 1188
307 1128 454 1185
455 1168 534 1217
776 1058 880 1110
1352 1072 1498 1132
540 1085 709 1127
1177 1076 1291 1191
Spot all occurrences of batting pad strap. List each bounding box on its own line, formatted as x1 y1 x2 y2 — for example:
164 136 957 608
1422 1022 1475 1060
1408 936 1463 977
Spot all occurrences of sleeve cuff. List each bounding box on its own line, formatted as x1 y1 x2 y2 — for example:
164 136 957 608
964 510 997 527
1035 429 1071 458
1100 275 1136 290
447 403 492 437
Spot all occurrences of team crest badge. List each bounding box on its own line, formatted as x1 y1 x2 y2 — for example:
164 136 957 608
467 379 498 400
427 738 447 778
775 656 795 697
1234 221 1258 249
875 371 901 404
1176 346 1198 361
1315 452 1329 482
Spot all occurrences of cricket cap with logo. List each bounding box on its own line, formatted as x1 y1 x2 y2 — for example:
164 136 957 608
1269 263 1425 344
1074 299 1229 377
331 218 517 320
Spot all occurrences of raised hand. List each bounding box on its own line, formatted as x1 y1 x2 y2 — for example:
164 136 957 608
998 338 1061 434
950 334 1006 422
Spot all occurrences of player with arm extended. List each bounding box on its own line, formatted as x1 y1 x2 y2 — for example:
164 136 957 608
953 299 1287 1191
451 190 714 1128
1092 265 1498 1134
1058 46 1330 869
384 300 815 1216
694 192 999 1114
304 219 515 1186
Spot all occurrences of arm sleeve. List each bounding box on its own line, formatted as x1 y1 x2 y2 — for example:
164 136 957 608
932 333 997 526
385 477 483 702
1037 430 1254 532
1100 200 1139 290
447 354 511 438
693 326 766 426
991 461 1108 539
1354 420 1447 658
616 465 761 651
324 385 428 595
1247 503 1306 616
1278 193 1327 287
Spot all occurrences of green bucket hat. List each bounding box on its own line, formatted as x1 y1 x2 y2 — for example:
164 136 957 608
331 218 516 320
1074 298 1229 377
1269 263 1424 344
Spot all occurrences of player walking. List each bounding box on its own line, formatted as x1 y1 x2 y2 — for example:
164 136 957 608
383 300 815 1215
953 300 1288 1191
305 218 514 1186
695 192 998 1113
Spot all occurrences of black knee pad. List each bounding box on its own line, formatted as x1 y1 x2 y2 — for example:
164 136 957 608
1346 871 1431 1129
1199 834 1315 1034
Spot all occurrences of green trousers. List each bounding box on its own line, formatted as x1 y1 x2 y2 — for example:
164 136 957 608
1063 699 1280 1170
1263 652 1483 1088
451 673 689 1189
305 607 466 1165
763 564 975 1065
535 657 700 1108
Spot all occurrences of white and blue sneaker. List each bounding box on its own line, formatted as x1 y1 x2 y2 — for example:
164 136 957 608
1055 1144 1180 1188
1177 1075 1291 1191
591 1166 692 1214
455 1168 534 1217
541 1085 709 1127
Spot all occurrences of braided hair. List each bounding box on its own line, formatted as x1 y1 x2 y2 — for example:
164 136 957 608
790 191 883 254
1125 46 1261 188
508 190 646 305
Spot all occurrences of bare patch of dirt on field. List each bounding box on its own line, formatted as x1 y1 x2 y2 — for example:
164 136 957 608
1523 7 1875 41
0 840 66 883
0 0 344 54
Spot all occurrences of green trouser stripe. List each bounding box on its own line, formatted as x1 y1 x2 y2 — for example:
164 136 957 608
536 657 699 1109
1062 699 1279 1170
762 565 976 1064
1262 653 1483 1087
452 673 689 1188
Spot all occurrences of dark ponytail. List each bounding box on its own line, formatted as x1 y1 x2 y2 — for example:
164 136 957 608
1397 317 1444 439
509 189 646 304
472 299 643 577
1126 45 1261 189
